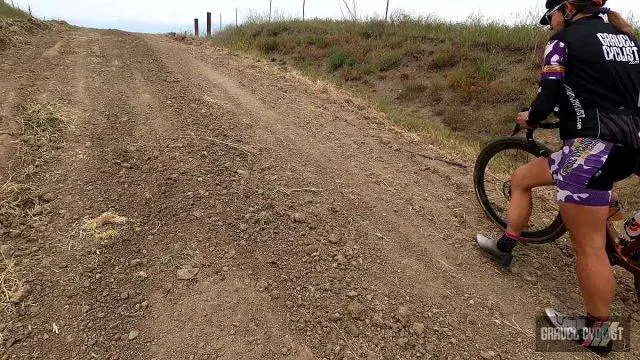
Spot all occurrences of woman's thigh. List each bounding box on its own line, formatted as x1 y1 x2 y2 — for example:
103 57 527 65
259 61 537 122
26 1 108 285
560 202 608 253
512 156 554 189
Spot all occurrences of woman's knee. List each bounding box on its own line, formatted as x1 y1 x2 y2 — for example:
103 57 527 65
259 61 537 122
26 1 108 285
511 166 532 190
570 235 606 259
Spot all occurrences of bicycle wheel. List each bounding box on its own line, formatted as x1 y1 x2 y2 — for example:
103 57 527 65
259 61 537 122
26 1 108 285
474 136 566 243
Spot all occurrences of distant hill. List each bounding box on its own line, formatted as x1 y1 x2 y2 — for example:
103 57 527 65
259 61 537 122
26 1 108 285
67 19 192 34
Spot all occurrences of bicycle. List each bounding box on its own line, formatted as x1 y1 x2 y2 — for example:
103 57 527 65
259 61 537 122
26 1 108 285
473 120 640 296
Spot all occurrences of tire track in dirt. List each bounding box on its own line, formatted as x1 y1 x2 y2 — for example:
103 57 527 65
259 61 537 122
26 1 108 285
114 33 308 360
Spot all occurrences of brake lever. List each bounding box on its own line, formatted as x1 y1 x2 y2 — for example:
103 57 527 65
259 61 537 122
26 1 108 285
511 123 522 136
511 106 531 136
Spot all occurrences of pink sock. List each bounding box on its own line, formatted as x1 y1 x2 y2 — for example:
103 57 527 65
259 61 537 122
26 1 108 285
505 232 521 242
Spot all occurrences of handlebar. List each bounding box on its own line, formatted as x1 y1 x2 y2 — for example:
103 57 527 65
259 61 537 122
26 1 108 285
512 122 560 141
513 107 560 141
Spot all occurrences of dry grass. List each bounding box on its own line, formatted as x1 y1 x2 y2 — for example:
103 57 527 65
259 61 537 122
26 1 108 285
428 44 462 69
212 16 638 149
1 102 67 230
0 253 21 313
0 0 30 20
0 15 47 52
616 177 640 216
397 81 429 101
0 181 35 229
64 211 129 249
83 212 128 231
20 103 67 138
160 245 202 270
0 102 68 309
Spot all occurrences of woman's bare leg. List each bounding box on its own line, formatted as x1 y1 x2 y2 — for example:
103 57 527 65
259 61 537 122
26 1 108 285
477 156 556 265
506 156 555 235
560 203 613 317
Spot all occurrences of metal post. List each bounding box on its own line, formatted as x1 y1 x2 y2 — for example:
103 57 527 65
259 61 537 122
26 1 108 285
385 0 390 22
194 18 199 38
269 0 273 23
220 13 222 31
303 0 306 20
207 12 212 37
236 8 238 26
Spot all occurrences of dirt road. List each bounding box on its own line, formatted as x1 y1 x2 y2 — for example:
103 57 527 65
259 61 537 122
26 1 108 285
1 27 639 360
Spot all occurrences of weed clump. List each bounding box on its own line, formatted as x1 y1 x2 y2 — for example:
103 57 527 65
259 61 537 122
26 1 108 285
378 51 404 71
328 50 356 71
398 82 429 101
428 45 462 69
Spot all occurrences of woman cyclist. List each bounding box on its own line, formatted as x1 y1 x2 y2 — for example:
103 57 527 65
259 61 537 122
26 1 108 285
476 0 640 352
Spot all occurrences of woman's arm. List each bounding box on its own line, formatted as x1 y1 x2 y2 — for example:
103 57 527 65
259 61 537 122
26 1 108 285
527 39 567 126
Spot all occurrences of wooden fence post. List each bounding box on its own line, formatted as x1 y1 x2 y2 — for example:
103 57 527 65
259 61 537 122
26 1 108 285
236 8 238 26
207 12 212 37
269 0 273 23
385 0 390 22
194 18 199 38
220 13 222 31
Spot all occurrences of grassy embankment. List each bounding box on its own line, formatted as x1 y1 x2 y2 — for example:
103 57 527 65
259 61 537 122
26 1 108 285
0 0 29 19
0 0 44 51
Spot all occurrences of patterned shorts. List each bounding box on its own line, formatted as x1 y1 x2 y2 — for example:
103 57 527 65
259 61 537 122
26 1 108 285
548 138 614 207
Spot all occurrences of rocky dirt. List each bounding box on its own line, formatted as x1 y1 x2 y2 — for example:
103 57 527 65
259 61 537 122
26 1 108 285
1 27 639 360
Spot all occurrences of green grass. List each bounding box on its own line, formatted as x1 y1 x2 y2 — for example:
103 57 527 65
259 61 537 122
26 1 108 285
328 50 356 71
0 1 30 19
378 50 404 71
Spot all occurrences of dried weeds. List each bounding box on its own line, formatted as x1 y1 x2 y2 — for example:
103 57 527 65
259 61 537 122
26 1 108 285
0 253 21 314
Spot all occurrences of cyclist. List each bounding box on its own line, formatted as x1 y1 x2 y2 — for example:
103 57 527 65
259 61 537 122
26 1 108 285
476 0 640 352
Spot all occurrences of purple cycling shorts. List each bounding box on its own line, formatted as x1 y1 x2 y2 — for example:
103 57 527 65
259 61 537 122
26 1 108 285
548 138 614 207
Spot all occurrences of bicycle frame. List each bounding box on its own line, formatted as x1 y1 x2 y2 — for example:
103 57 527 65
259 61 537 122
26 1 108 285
606 222 640 293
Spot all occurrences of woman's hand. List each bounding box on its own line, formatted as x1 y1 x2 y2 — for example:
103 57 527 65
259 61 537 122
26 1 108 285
517 111 530 129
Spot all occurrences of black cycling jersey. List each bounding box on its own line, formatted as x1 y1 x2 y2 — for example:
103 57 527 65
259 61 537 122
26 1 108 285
527 14 640 149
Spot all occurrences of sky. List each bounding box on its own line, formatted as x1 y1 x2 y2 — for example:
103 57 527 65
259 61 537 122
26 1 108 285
10 0 640 34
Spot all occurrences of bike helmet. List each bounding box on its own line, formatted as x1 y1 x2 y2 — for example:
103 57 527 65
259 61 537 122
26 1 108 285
540 0 608 26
